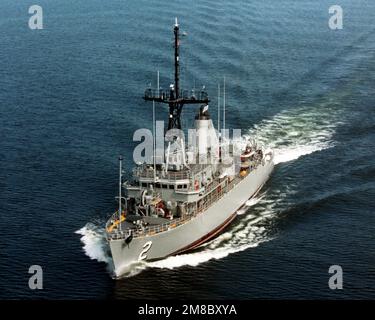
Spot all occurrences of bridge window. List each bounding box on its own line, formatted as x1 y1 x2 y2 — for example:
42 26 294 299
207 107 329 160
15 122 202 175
177 184 188 190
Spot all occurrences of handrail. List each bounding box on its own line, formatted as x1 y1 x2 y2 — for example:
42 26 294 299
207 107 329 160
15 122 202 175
134 164 207 182
144 88 209 102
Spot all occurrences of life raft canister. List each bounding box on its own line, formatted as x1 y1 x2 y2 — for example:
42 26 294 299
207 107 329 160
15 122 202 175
240 169 248 177
107 211 126 233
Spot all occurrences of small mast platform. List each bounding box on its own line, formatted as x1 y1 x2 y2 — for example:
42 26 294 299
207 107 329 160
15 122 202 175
144 88 209 105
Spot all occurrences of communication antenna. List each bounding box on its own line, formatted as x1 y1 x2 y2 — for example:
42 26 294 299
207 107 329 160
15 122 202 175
153 99 156 182
217 83 221 134
223 76 226 131
157 70 160 98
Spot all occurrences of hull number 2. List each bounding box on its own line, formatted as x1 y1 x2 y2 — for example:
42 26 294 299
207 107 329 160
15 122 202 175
138 241 152 261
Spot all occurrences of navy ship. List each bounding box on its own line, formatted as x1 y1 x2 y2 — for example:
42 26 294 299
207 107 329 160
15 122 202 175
106 19 274 277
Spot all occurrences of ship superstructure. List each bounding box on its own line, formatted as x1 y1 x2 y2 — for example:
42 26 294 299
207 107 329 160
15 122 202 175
105 19 274 277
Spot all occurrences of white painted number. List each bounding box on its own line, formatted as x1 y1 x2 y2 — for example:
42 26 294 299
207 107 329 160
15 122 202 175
138 241 152 261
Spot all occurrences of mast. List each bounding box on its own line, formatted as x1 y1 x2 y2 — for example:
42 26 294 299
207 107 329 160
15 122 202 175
144 18 209 131
174 18 180 100
168 17 181 129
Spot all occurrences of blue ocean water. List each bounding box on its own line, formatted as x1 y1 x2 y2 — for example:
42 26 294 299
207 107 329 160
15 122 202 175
0 0 374 299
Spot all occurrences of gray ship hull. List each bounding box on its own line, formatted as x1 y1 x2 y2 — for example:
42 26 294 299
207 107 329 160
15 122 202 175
109 159 274 277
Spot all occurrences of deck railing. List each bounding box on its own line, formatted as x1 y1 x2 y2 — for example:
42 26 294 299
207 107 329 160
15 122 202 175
107 173 245 241
144 88 209 102
133 164 207 182
107 213 195 240
134 167 190 181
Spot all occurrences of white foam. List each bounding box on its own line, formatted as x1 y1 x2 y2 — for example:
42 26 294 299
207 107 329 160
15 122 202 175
273 142 331 165
147 241 264 270
246 194 265 207
236 208 247 216
245 107 338 166
76 223 112 265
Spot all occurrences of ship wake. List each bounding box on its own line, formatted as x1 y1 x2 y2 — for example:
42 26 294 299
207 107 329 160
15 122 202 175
76 222 115 272
245 105 339 165
77 105 341 277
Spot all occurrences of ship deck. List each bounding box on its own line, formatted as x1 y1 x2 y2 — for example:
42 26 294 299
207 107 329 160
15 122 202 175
119 216 171 231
